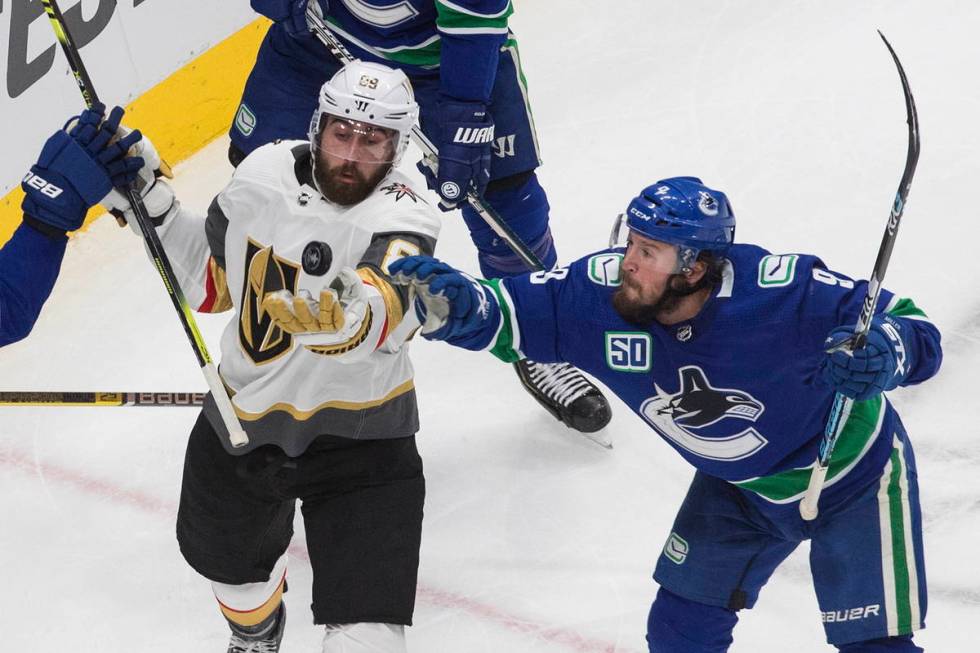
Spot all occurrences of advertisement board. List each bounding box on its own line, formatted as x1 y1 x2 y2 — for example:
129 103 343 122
0 0 258 199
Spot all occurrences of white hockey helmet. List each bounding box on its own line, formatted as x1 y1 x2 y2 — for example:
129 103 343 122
309 61 419 170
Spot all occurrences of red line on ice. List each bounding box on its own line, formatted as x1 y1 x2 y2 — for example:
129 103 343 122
0 445 639 653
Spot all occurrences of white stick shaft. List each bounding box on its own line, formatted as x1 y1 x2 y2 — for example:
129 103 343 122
799 463 828 520
202 363 248 448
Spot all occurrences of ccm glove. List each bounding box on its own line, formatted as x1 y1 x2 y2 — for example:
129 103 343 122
418 101 494 210
22 104 143 235
817 315 911 401
389 255 493 341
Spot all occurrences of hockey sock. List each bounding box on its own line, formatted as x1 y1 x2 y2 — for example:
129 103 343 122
322 623 407 653
646 587 738 653
461 171 557 278
213 554 287 630
837 635 923 653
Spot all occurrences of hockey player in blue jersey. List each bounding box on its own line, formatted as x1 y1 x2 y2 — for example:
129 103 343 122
231 0 612 435
0 104 141 347
388 176 942 652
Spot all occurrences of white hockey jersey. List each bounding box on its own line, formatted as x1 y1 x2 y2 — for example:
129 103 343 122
158 140 440 455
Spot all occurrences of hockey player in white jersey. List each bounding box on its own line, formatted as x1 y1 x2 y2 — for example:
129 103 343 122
88 61 440 652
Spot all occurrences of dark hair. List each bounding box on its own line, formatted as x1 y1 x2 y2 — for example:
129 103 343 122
697 251 727 290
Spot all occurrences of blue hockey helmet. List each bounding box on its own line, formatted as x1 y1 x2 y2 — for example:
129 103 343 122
622 176 735 271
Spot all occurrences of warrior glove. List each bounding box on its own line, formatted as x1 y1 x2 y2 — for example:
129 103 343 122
418 101 494 210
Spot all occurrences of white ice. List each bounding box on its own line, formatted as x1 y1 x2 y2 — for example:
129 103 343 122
2 1 978 651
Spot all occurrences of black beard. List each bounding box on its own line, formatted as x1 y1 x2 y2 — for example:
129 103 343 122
612 274 702 326
314 159 390 206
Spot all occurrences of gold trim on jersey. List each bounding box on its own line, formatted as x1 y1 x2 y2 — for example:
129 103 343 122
380 239 422 274
233 378 416 421
357 266 405 333
209 257 233 313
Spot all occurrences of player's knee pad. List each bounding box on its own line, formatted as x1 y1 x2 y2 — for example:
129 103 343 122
461 171 557 278
837 635 923 653
322 622 406 653
212 554 287 628
646 587 738 653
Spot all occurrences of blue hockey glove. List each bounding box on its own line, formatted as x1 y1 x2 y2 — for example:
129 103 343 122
418 101 494 210
250 0 324 37
817 315 911 401
389 255 494 341
22 104 144 235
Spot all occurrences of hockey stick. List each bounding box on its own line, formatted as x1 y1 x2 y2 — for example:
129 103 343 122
799 31 919 521
305 6 546 272
40 0 248 447
0 392 205 407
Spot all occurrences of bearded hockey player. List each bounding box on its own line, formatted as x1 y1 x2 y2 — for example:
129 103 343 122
86 61 439 652
233 0 613 438
389 176 942 653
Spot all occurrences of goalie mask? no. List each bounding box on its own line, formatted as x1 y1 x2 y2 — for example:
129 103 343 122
308 60 419 206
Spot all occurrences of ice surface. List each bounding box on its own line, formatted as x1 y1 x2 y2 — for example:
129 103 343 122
2 2 978 651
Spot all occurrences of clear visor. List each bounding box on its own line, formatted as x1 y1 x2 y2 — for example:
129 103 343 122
313 114 399 164
608 212 629 250
608 213 692 274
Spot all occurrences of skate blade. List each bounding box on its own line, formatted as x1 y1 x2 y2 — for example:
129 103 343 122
579 428 613 450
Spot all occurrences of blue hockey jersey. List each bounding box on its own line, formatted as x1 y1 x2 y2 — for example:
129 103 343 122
0 222 69 347
459 243 942 510
252 0 513 101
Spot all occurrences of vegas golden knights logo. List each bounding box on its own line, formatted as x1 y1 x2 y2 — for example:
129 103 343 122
239 239 300 364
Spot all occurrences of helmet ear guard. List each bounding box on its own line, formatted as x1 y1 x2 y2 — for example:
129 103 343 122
621 176 736 271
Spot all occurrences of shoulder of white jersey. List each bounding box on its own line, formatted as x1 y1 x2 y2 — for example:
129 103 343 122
361 169 441 239
216 140 309 219
232 139 309 191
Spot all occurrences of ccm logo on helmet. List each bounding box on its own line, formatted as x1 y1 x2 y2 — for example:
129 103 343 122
629 206 650 221
23 172 64 199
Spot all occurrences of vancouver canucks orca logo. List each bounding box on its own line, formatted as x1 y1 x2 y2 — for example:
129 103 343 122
640 366 767 461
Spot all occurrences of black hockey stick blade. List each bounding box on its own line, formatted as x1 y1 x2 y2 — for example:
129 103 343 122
878 30 920 203
0 392 206 407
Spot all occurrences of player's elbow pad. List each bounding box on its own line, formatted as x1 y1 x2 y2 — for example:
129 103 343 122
899 317 943 386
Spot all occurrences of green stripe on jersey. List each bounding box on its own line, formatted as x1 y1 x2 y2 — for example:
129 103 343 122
886 297 928 319
325 17 442 67
436 0 513 32
481 278 520 363
733 395 883 502
886 446 914 633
